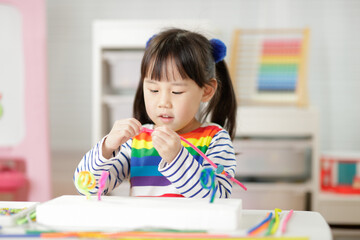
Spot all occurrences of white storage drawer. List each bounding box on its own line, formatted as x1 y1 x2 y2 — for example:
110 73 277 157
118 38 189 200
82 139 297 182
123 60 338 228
103 50 143 90
231 183 308 210
233 138 312 181
103 95 135 127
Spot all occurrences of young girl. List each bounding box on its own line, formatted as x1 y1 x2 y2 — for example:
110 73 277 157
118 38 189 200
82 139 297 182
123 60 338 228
74 28 238 199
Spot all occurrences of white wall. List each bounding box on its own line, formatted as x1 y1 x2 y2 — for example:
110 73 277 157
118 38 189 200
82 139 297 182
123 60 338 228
47 0 360 152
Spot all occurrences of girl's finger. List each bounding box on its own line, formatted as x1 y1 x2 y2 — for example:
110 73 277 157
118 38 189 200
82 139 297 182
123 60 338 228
152 135 167 150
153 126 173 138
117 119 141 135
128 118 142 132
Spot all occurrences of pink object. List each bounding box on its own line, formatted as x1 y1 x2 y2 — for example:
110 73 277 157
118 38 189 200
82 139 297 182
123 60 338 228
0 162 26 190
98 171 109 200
141 128 247 191
0 159 29 200
0 170 26 190
0 0 50 201
281 209 294 234
321 154 360 194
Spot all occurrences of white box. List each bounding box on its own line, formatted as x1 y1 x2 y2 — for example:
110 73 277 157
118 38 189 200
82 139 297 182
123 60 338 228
233 138 311 181
0 201 38 227
103 95 135 126
103 50 144 90
36 195 242 231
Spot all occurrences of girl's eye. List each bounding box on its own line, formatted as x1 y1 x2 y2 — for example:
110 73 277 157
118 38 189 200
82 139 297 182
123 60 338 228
149 89 158 93
172 91 183 95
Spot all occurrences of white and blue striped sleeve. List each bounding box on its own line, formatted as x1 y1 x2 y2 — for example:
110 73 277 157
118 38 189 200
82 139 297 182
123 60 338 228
159 129 236 199
73 137 132 195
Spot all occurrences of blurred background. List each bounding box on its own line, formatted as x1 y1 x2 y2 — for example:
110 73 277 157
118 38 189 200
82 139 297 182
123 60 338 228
48 0 360 152
1 0 359 239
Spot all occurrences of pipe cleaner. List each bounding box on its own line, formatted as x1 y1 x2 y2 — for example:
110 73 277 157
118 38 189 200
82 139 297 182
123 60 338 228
265 217 276 236
281 209 294 234
200 168 217 203
269 208 282 235
98 171 109 201
76 171 96 199
247 212 273 235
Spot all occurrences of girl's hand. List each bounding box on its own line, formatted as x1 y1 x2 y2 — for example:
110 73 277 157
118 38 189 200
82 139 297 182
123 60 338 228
151 126 182 164
102 118 142 159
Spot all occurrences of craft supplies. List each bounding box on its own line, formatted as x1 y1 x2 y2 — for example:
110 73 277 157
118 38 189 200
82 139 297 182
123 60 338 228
0 201 38 227
265 217 276 236
247 212 273 235
270 208 282 235
0 208 24 216
75 171 96 199
200 168 217 203
281 209 294 234
15 210 36 225
97 171 109 201
247 208 293 237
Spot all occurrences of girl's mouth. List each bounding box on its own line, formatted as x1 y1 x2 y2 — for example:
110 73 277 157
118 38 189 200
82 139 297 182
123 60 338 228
159 114 174 122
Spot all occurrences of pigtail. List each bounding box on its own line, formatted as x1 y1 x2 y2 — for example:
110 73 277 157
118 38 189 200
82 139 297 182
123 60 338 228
208 60 237 139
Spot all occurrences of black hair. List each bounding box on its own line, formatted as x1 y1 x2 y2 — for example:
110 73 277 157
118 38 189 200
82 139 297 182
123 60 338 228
133 28 237 139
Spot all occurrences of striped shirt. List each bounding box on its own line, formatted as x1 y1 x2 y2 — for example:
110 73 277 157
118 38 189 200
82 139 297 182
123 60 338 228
74 123 236 198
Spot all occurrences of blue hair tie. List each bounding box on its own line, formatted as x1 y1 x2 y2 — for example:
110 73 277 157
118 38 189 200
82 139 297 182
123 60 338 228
210 39 226 63
146 34 157 48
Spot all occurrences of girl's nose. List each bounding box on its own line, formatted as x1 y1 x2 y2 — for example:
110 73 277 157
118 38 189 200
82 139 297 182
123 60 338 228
158 92 172 108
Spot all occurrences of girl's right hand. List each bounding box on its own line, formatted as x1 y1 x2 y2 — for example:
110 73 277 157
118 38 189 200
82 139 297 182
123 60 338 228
102 118 142 159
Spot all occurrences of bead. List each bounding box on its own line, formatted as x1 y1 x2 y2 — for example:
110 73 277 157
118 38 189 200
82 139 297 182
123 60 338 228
215 165 224 174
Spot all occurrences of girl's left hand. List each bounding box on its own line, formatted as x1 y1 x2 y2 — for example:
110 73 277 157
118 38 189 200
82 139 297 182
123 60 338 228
151 126 182 164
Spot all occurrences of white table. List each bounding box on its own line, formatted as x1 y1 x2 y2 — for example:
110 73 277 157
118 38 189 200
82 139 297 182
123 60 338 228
0 210 332 240
0 208 332 239
240 210 332 240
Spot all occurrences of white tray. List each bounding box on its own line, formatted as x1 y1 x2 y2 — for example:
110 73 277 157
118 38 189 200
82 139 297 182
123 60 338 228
0 201 38 227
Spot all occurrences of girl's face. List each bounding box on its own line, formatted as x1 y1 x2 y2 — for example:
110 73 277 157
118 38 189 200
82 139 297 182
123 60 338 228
143 62 215 134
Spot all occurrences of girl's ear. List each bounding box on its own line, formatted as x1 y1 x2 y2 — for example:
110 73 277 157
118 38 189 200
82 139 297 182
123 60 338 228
201 78 217 102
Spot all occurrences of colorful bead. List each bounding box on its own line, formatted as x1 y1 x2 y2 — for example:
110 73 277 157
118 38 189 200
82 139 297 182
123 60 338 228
215 164 224 174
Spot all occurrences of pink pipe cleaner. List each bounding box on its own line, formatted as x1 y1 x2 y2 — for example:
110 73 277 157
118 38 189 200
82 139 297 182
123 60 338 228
281 209 294 234
141 128 247 191
98 171 109 200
